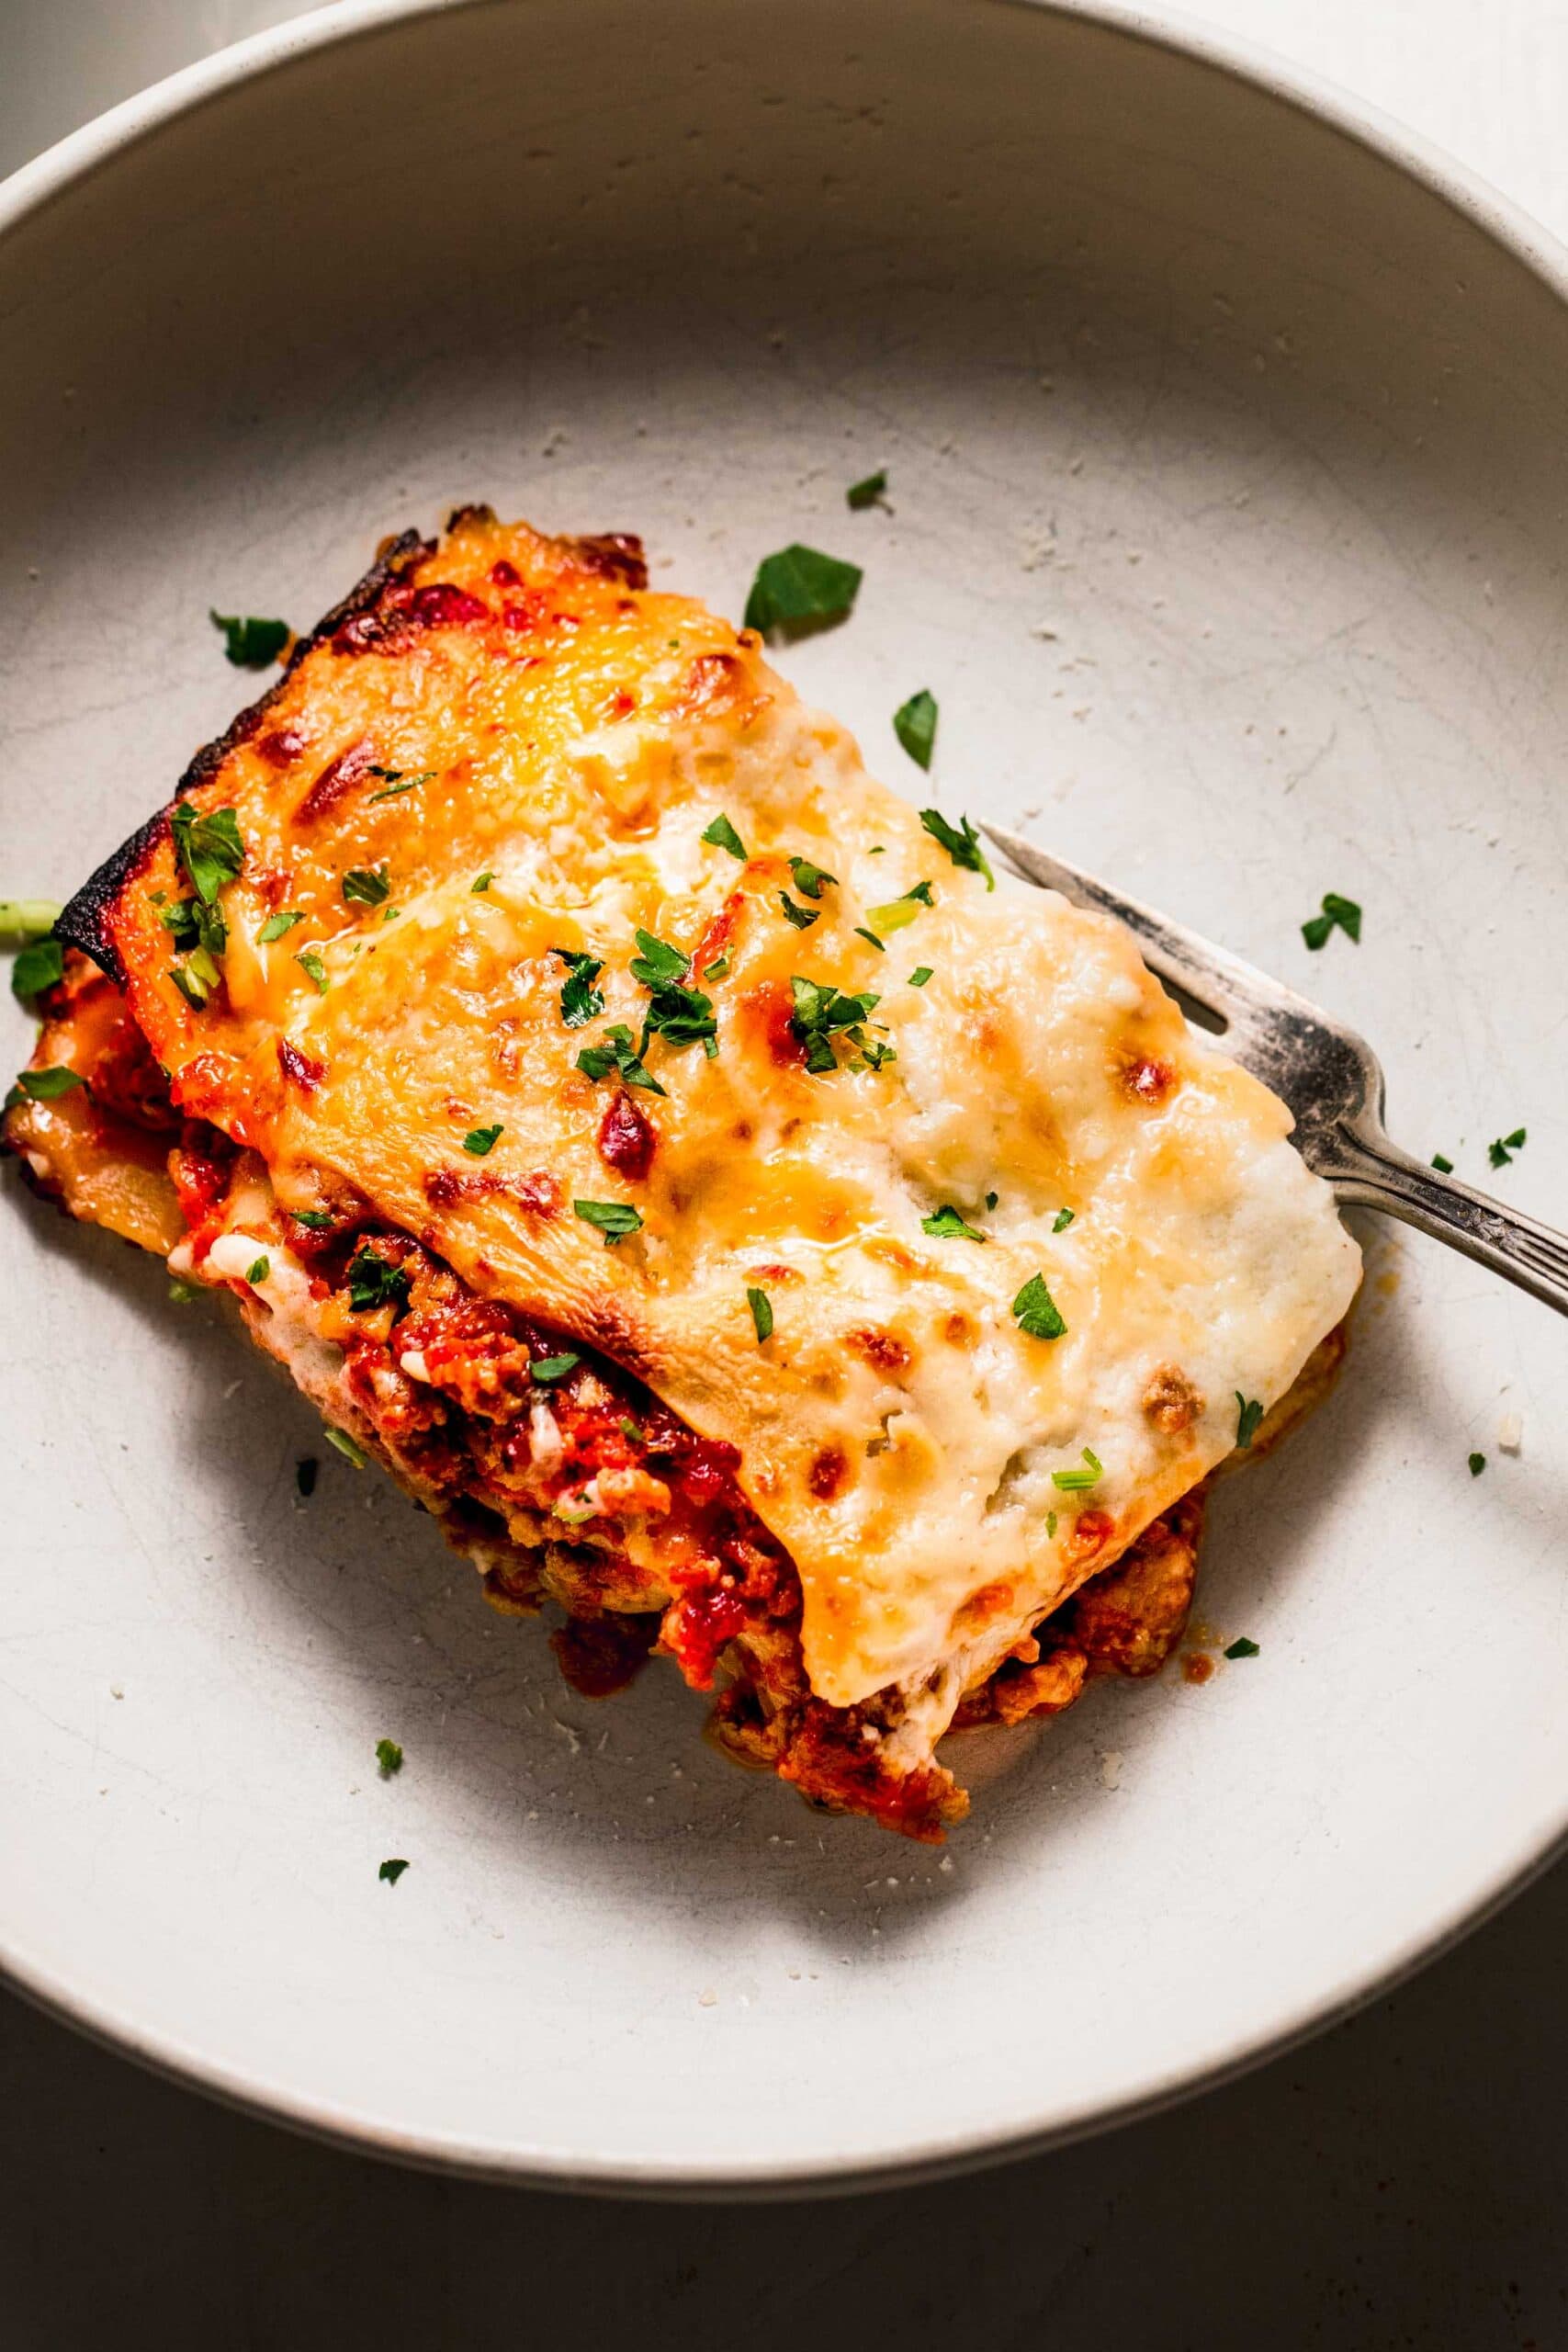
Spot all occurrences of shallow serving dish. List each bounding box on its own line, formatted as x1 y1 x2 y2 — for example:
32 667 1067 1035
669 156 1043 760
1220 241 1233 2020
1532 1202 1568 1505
1 0 1564 2194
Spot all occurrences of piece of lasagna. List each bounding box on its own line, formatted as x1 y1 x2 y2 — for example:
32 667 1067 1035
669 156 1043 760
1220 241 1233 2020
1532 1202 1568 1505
4 509 1360 1838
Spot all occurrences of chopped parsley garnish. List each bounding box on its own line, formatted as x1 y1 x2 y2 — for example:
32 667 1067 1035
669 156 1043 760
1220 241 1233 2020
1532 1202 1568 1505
294 948 328 994
1431 1153 1454 1174
922 1204 987 1242
161 894 229 965
574 1198 644 1245
1051 1448 1102 1492
703 951 731 981
471 872 493 893
702 812 748 860
1301 892 1361 950
167 1277 202 1305
16 1063 85 1101
575 1024 666 1095
619 1419 643 1445
1235 1394 1265 1449
246 1255 270 1286
1224 1637 1260 1660
531 1353 581 1384
551 948 605 1029
629 929 717 1055
463 1124 503 1155
1046 1511 1058 1539
893 690 939 771
366 765 434 803
291 1210 333 1230
171 802 245 904
865 880 934 936
1488 1127 1527 1168
1012 1273 1066 1340
908 965 933 988
11 934 62 1001
846 469 888 510
779 891 818 930
209 610 289 668
326 1428 367 1468
747 1286 773 1342
856 1039 897 1071
346 1245 412 1316
787 854 836 901
853 927 886 952
259 910 304 943
295 1457 318 1497
168 949 220 1009
1053 1206 1075 1232
1469 1451 1486 1476
376 1737 403 1776
0 899 62 943
378 1858 410 1884
742 544 863 637
919 808 993 889
342 865 390 908
788 976 886 1074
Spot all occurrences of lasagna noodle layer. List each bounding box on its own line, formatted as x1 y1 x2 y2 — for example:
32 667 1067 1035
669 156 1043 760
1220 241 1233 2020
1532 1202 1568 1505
58 508 1359 1715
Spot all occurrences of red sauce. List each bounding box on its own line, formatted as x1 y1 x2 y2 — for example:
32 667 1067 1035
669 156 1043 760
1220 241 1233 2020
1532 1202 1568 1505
295 738 377 824
596 1089 655 1181
1123 1057 1175 1106
550 1611 657 1698
277 1037 325 1092
1182 1651 1214 1686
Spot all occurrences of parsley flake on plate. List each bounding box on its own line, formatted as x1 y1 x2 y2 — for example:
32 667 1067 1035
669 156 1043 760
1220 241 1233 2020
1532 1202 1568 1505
366 765 434 803
576 1023 666 1095
573 1198 644 1245
531 1353 581 1384
376 1738 403 1777
846 469 888 510
378 1858 410 1885
342 865 390 908
171 803 244 904
346 1245 412 1316
702 812 747 860
209 610 289 668
258 910 304 943
11 934 62 1002
167 1277 202 1305
1012 1273 1066 1340
922 1204 987 1242
1301 892 1361 950
1431 1152 1454 1174
326 1428 367 1468
463 1124 503 1155
1235 1394 1265 1449
1488 1127 1527 1168
787 976 884 1074
747 1286 774 1343
1224 1637 1260 1660
1468 1451 1486 1476
919 808 993 889
551 947 605 1029
17 1065 86 1101
787 854 836 900
743 544 863 637
893 689 939 771
1051 1447 1102 1492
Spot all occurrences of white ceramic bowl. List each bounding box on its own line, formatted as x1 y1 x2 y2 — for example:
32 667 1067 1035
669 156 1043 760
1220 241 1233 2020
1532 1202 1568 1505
2 0 1564 2194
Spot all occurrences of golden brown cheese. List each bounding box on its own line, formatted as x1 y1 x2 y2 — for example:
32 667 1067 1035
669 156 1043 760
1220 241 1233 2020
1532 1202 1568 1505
83 508 1361 1713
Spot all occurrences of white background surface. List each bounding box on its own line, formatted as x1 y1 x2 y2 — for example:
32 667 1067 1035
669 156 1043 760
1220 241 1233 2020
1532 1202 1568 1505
3 2 1566 2342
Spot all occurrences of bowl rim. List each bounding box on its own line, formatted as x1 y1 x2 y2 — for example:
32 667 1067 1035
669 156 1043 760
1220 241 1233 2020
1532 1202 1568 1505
2 0 1564 2199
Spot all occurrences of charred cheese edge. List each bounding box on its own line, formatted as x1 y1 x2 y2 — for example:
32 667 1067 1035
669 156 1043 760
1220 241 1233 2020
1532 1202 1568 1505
63 508 1361 1713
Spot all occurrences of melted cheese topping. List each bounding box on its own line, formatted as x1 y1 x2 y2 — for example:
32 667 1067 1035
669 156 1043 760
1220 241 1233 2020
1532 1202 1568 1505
103 511 1360 1708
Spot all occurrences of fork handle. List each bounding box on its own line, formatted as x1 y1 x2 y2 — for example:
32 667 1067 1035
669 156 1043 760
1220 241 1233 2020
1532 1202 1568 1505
1327 1123 1568 1317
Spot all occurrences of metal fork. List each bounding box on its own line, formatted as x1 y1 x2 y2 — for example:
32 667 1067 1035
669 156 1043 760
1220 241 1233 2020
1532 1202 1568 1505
983 824 1568 1317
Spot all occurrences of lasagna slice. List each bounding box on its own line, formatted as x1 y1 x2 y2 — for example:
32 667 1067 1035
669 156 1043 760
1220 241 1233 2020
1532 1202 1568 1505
5 509 1360 1838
